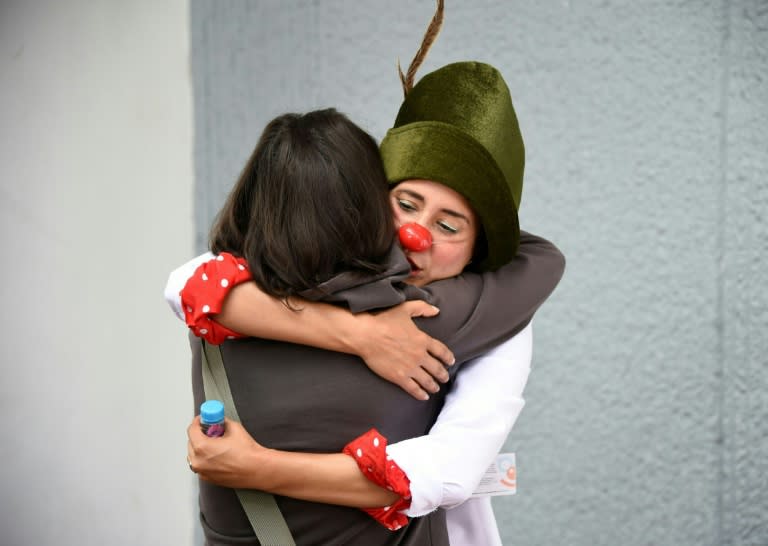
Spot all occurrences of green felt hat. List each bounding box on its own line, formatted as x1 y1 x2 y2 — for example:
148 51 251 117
380 61 524 271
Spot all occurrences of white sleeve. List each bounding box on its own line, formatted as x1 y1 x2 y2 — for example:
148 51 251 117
163 251 215 320
445 498 503 546
386 323 533 517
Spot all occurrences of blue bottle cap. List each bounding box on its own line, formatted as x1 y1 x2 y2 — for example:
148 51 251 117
200 400 225 425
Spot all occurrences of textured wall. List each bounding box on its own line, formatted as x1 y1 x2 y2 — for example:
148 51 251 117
721 2 768 544
190 1 767 544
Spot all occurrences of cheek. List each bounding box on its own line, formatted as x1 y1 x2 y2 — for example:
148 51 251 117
390 206 406 228
431 244 473 277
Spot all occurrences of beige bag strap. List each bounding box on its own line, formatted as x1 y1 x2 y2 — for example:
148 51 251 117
201 340 297 546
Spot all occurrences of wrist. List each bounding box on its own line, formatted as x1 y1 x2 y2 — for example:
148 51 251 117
242 445 283 491
333 310 373 358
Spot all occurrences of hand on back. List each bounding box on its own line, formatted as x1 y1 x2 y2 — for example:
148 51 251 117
356 300 455 401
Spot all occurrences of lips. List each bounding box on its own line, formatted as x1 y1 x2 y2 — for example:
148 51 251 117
406 257 423 275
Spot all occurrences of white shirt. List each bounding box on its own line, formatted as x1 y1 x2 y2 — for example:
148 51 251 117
389 326 531 546
165 255 532 545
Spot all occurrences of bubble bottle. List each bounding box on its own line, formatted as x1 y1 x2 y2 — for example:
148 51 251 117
200 400 226 437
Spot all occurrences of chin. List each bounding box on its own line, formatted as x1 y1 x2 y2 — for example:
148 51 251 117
411 277 431 287
404 274 428 287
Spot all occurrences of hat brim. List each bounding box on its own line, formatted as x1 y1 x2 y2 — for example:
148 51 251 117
380 121 519 271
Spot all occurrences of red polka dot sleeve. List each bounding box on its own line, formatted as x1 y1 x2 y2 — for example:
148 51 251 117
181 252 253 345
342 428 412 531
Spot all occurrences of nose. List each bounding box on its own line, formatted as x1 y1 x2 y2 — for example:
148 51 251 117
398 223 433 252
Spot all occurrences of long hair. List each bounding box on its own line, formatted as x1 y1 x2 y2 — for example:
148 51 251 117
210 109 394 300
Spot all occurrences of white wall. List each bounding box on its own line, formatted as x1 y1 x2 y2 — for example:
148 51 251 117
0 2 196 544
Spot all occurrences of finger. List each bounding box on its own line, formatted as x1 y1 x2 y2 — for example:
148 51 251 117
420 355 450 383
403 300 440 318
221 417 241 437
188 416 205 442
409 383 431 401
397 375 430 401
427 337 455 367
411 367 441 394
186 442 197 473
187 415 199 438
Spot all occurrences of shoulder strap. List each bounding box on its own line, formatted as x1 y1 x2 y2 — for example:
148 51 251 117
201 340 297 546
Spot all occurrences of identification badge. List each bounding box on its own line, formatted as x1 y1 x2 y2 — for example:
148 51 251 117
471 452 517 497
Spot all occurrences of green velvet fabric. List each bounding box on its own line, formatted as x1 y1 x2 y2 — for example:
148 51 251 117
380 62 525 271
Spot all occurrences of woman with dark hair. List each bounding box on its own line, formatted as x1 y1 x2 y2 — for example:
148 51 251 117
206 108 396 300
170 61 564 545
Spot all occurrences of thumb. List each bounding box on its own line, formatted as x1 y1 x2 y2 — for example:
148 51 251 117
404 300 440 318
188 415 205 440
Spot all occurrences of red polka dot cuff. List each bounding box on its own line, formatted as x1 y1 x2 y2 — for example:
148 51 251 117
181 252 252 345
343 428 412 531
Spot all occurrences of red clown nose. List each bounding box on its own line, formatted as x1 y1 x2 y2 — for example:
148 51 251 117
398 223 433 252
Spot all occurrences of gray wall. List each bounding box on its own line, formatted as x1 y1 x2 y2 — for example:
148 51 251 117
191 1 767 545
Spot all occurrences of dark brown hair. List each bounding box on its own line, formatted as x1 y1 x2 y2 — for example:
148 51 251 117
210 108 394 300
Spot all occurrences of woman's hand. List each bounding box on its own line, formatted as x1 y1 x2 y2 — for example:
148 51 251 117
355 301 455 401
187 417 402 508
187 416 268 489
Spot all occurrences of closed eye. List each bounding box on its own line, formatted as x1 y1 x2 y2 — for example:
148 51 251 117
398 198 418 212
438 220 459 234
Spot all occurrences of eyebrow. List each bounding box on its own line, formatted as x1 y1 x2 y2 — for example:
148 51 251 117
396 189 472 224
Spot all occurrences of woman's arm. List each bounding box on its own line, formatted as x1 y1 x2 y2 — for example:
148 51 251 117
165 253 455 399
187 416 399 508
164 251 215 320
187 326 532 514
218 282 455 399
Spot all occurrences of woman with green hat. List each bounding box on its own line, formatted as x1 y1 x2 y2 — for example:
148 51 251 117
171 59 562 544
